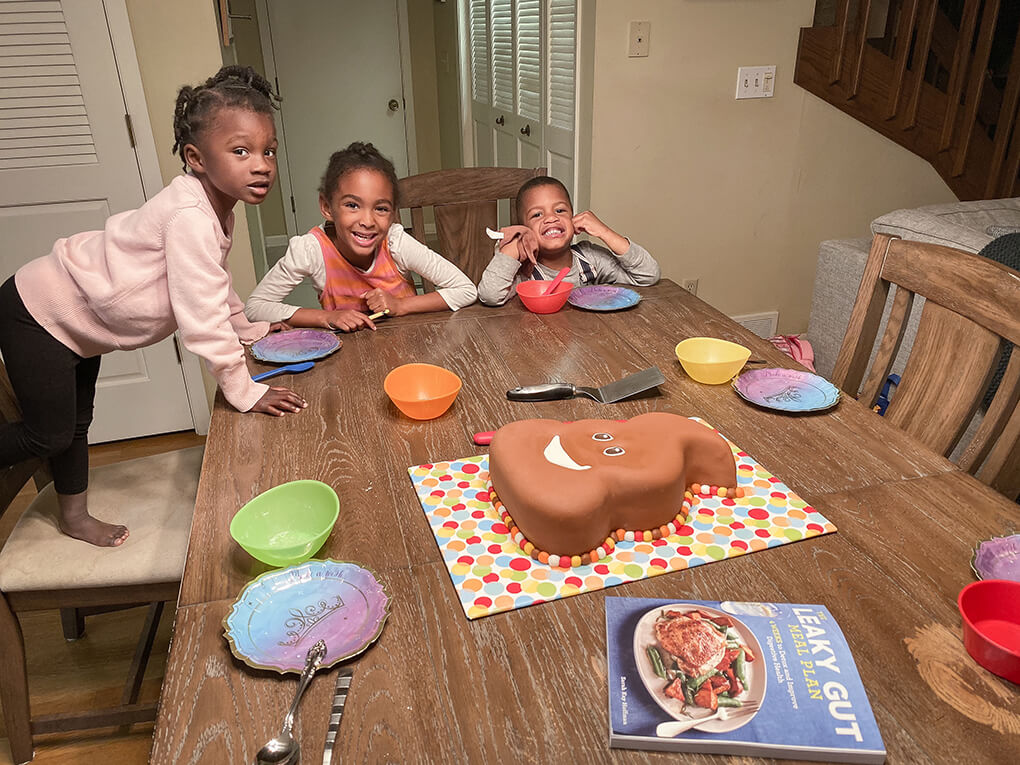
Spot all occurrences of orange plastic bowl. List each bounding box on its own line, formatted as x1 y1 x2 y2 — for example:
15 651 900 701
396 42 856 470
515 279 573 314
384 363 462 420
957 579 1020 683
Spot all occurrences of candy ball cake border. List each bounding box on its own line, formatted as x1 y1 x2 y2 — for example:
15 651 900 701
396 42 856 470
489 483 746 569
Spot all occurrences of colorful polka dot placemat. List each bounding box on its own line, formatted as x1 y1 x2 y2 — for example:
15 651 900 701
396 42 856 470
407 422 836 620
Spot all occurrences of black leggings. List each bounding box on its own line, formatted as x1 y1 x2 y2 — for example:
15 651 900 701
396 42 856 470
0 276 100 495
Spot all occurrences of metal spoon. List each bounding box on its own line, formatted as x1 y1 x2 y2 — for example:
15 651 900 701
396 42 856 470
255 640 327 765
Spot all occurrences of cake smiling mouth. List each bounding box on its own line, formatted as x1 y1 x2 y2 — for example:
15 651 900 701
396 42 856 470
543 435 591 471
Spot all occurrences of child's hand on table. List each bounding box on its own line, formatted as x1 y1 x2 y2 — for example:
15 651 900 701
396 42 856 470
497 224 538 265
362 288 404 317
323 309 377 333
269 321 292 332
251 386 307 417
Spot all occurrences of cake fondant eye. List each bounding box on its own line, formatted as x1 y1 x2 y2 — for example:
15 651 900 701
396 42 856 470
603 446 625 456
592 433 613 441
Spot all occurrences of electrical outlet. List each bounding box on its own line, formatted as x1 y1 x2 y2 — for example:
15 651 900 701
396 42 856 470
682 278 699 295
628 21 650 57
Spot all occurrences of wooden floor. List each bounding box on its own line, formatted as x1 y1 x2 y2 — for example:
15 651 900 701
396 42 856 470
0 431 206 765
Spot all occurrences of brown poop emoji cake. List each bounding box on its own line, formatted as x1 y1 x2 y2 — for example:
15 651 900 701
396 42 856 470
488 412 741 567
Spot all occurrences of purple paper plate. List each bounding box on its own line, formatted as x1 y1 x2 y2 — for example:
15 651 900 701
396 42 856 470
223 559 390 673
567 285 641 311
971 534 1020 582
251 329 341 363
732 368 840 413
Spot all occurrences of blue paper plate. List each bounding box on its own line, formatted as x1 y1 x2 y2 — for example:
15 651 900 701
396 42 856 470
223 559 390 673
567 285 641 311
732 368 840 413
251 329 341 363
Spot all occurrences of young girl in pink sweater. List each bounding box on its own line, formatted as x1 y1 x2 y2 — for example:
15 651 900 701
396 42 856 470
0 66 305 547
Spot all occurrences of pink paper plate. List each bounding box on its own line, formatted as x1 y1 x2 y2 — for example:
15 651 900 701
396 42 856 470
223 559 389 673
733 368 840 413
251 329 341 363
971 534 1020 582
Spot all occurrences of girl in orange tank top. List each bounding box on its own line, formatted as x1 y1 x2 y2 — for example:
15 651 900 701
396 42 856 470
273 142 466 333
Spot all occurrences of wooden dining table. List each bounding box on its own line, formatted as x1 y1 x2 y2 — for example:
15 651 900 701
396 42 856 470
150 280 1018 764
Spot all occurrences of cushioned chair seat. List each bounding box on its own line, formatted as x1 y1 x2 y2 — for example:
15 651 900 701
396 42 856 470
0 446 203 592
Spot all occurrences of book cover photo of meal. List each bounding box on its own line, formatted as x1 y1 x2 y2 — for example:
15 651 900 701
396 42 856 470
606 597 886 763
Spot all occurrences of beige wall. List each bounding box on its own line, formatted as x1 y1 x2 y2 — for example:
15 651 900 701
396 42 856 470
124 0 262 404
590 1 958 333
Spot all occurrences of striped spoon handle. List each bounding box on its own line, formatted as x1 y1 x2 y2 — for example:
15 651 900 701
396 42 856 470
322 668 353 765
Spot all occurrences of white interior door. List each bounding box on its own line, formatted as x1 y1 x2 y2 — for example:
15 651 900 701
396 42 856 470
467 0 575 195
259 0 411 236
0 0 195 443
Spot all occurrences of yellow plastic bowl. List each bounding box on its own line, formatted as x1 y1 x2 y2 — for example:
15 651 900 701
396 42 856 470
384 363 462 420
674 337 751 384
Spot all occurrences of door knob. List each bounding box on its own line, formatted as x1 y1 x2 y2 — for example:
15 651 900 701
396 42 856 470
388 99 400 112
495 115 505 125
520 124 531 136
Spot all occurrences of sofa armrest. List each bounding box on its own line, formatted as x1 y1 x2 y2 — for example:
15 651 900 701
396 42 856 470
872 197 1020 253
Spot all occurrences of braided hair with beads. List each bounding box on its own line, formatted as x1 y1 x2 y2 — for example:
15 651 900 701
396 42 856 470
171 65 280 172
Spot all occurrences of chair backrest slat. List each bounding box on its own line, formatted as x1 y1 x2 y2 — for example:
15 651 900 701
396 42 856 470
960 350 1020 475
398 166 546 289
859 285 914 407
833 234 1020 495
883 300 1001 455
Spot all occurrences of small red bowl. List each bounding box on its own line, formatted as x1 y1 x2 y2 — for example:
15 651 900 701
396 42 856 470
515 279 573 314
957 579 1020 683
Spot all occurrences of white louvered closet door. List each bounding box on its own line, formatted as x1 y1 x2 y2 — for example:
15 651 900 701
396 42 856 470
0 0 196 443
468 0 575 197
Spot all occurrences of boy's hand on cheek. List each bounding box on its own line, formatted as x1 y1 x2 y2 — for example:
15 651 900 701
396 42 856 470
324 309 376 332
362 288 403 317
571 211 609 240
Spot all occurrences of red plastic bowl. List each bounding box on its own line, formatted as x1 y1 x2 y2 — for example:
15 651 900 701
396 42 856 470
957 579 1020 683
515 279 573 314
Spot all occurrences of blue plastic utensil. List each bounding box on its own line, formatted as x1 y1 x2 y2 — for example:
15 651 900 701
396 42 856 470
251 361 315 382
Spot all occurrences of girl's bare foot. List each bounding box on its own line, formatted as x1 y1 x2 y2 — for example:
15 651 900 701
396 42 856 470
57 491 129 547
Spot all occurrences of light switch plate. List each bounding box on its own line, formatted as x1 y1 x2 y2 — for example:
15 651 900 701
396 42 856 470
628 21 650 57
736 65 776 99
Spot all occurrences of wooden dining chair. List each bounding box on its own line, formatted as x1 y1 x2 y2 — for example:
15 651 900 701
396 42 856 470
831 234 1020 498
397 166 547 285
0 361 202 764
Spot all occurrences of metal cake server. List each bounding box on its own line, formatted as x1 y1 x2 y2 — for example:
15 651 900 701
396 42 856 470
507 366 665 404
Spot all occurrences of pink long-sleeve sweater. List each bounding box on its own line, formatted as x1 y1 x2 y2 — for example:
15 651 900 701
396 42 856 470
15 174 270 412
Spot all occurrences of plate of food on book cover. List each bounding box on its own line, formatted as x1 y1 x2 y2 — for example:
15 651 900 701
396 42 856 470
634 603 766 733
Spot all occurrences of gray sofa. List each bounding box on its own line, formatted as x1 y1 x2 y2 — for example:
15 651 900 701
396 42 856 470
806 197 1020 382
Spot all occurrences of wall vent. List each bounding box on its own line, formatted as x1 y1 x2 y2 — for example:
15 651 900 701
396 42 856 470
731 311 779 338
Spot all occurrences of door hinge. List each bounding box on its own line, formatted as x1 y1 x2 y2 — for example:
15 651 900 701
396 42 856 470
172 335 183 365
275 76 281 95
290 195 296 214
124 113 136 148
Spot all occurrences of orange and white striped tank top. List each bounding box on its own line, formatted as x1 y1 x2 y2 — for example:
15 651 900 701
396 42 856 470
310 225 416 312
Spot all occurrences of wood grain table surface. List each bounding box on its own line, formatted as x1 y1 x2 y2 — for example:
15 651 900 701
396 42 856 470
151 281 1018 764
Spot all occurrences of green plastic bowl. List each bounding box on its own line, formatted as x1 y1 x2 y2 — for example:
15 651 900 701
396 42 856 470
229 480 339 567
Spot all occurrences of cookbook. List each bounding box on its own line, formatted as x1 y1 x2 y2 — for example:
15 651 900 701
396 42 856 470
607 597 885 763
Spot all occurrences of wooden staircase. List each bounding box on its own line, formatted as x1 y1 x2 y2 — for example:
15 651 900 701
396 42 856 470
795 0 1020 200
